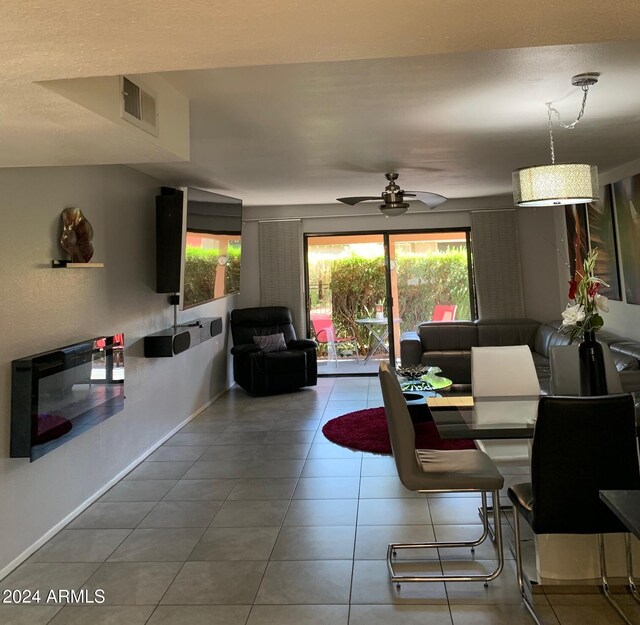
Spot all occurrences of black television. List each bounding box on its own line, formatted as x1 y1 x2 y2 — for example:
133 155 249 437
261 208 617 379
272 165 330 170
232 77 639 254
156 187 242 309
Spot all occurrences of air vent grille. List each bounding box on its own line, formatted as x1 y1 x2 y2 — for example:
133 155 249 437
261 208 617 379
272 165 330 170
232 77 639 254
121 76 158 136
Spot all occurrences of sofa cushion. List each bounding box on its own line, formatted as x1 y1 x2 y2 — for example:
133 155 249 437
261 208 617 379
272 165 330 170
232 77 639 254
261 350 307 374
419 322 478 351
476 318 540 348
610 342 640 370
533 322 571 358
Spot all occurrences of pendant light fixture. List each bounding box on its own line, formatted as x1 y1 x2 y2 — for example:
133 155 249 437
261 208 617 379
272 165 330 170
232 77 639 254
513 73 600 207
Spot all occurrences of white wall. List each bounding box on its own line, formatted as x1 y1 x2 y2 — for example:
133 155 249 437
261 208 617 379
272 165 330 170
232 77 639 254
0 165 234 576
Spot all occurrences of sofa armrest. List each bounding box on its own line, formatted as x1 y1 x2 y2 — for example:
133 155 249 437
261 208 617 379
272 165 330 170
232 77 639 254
400 331 422 366
231 344 262 356
288 339 317 351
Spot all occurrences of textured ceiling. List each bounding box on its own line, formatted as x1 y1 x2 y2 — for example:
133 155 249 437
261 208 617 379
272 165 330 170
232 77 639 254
3 1 640 204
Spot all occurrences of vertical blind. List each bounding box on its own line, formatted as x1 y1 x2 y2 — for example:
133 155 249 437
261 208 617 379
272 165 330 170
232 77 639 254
470 210 525 319
258 220 306 337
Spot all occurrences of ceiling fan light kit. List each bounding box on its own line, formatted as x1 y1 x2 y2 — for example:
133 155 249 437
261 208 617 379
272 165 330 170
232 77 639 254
337 172 447 216
513 73 600 208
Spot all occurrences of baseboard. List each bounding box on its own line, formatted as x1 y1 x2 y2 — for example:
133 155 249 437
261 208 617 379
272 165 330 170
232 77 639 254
0 386 230 582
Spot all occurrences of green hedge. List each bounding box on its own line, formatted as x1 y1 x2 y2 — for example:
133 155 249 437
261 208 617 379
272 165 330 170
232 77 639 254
320 248 470 348
183 246 241 307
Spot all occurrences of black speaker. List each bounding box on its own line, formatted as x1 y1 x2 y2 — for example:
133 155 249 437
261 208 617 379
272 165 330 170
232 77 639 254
209 317 223 338
172 331 191 354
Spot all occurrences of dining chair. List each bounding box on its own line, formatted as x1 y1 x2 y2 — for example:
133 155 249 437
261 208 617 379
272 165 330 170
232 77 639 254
508 394 640 625
378 361 505 586
310 313 359 366
471 345 539 462
550 343 623 395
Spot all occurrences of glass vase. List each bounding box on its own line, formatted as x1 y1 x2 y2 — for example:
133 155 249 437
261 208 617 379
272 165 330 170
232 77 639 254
578 330 608 396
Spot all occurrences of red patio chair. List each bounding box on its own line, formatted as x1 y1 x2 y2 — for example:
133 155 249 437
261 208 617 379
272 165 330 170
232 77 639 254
311 314 359 366
432 304 457 322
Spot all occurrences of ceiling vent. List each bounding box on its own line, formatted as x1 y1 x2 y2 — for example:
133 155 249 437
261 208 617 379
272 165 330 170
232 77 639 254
120 76 158 137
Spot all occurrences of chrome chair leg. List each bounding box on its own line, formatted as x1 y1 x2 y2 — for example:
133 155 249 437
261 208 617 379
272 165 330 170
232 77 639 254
625 533 640 603
387 489 503 585
512 505 542 625
599 534 634 625
478 491 510 543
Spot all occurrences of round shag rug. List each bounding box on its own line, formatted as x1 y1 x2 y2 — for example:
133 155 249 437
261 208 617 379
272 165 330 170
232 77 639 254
322 407 475 455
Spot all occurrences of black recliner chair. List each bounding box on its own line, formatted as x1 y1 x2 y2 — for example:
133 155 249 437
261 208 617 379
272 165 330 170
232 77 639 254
230 306 317 396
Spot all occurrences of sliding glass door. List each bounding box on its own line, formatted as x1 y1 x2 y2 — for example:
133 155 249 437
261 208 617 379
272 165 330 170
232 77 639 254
305 229 475 374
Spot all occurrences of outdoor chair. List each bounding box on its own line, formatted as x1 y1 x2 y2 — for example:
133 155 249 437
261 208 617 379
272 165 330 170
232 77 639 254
310 313 359 366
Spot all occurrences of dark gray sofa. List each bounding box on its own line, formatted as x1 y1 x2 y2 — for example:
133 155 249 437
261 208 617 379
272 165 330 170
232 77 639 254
400 318 640 393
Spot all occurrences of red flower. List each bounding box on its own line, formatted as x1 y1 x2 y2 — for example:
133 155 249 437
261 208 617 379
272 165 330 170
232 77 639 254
568 279 578 300
588 282 600 298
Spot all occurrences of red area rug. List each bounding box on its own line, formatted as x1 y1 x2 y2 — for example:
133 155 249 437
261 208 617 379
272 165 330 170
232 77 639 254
322 407 475 455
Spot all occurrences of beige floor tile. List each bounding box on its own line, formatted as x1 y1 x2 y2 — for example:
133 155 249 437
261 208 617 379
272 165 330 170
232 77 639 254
283 499 358 526
301 458 362 478
359 476 424 499
354 525 438 560
293 476 360 499
147 447 209 462
449 604 560 625
254 560 352 604
189 527 279 561
100 481 177 503
137 501 222 528
147 605 251 625
29 530 131 563
246 605 349 625
124 462 193 481
211 500 289 527
107 528 204 562
271 525 355 560
350 559 447 604
48 606 154 624
68 503 156 530
227 478 298 501
82 562 182 605
161 561 267 604
0 562 101 595
357 498 431 526
0 605 62 625
349 604 453 625
162 479 236 501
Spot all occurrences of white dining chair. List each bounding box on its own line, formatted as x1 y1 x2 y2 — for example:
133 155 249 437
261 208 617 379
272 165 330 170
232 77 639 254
471 345 540 523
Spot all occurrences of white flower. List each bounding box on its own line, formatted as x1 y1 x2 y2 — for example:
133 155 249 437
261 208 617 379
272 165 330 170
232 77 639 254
561 303 586 327
595 293 609 313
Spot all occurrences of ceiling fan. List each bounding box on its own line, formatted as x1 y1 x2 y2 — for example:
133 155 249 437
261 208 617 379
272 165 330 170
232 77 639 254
337 173 447 216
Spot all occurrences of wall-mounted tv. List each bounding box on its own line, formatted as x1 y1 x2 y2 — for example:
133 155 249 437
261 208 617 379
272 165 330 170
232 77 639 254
156 187 242 309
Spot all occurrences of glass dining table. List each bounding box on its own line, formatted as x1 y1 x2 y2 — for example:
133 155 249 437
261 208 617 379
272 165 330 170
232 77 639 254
429 393 640 440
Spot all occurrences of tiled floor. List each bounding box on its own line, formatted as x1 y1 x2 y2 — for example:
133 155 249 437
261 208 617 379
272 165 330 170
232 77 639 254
2 377 639 625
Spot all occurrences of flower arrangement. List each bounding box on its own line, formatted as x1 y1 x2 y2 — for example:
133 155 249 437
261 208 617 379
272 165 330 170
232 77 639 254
561 248 609 342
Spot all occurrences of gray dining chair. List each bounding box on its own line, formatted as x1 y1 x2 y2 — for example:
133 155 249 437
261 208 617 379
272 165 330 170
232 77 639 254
378 361 505 586
550 343 623 395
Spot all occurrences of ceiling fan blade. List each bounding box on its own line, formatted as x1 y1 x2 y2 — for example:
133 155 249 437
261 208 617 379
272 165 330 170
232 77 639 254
336 196 381 206
404 191 448 209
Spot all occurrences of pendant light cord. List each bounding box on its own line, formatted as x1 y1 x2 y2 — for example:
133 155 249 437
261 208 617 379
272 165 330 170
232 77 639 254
545 84 591 165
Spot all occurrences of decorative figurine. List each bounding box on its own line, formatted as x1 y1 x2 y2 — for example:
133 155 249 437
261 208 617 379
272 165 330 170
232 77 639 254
60 208 94 262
